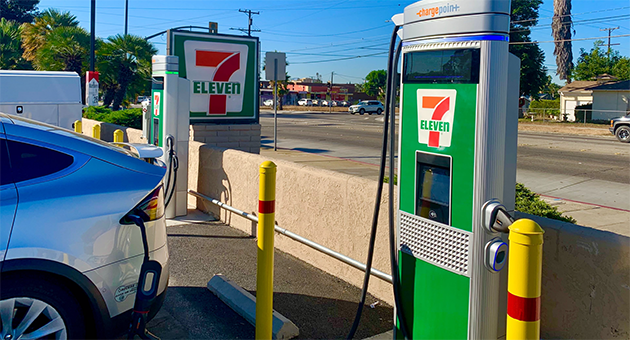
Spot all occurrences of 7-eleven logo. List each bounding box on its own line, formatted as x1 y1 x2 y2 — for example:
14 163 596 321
417 89 456 148
195 51 240 115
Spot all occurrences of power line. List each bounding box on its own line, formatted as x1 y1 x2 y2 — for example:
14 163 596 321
511 6 630 24
510 14 630 33
291 51 388 64
230 9 260 36
509 33 630 45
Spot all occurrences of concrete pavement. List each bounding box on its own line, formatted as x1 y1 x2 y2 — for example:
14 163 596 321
145 219 394 339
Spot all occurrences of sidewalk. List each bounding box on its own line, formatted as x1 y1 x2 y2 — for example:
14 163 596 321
145 220 394 339
260 147 630 235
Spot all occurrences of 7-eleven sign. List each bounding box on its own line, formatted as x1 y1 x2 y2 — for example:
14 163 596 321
185 41 249 115
417 89 457 148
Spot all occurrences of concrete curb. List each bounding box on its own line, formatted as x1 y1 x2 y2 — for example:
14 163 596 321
207 274 299 340
363 330 394 339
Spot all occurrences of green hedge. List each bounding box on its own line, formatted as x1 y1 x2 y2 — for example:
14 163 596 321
529 99 560 116
515 183 576 223
83 106 143 130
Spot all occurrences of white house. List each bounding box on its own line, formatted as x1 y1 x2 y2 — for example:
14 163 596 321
558 75 629 121
590 80 630 121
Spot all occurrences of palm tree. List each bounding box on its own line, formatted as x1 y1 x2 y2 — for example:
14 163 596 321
552 0 573 82
33 26 90 75
97 34 157 110
21 9 79 62
0 18 29 69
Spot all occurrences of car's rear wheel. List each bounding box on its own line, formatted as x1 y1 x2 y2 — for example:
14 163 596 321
616 126 630 143
376 108 383 115
1 276 87 340
359 108 365 115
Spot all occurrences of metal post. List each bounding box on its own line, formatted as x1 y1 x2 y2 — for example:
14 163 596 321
90 0 95 72
506 219 544 340
74 120 82 134
329 72 333 114
273 58 278 151
114 129 124 143
92 124 101 139
124 0 128 36
256 161 277 340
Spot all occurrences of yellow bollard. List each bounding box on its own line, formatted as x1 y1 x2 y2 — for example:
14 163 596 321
256 161 277 340
113 129 123 143
92 124 101 140
506 219 544 340
73 120 82 134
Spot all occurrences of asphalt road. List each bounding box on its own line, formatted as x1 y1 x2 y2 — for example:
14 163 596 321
260 111 630 210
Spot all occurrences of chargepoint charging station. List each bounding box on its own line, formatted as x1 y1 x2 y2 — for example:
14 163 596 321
392 0 520 338
145 55 190 218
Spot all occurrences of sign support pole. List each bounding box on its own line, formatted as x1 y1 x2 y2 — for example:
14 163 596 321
273 58 278 151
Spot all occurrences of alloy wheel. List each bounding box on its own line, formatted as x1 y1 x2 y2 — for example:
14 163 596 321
0 298 67 340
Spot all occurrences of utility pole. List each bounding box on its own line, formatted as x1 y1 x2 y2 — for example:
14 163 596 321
124 0 128 35
329 71 334 113
230 9 260 36
600 27 620 63
90 0 95 71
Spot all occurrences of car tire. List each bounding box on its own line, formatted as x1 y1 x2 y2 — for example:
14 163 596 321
359 108 365 115
615 126 630 143
0 274 88 339
350 111 355 115
376 108 383 115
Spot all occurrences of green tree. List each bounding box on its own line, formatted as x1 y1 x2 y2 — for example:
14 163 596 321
541 75 562 99
612 58 630 80
33 26 90 74
509 0 548 98
362 69 387 100
552 0 573 81
97 34 157 111
0 18 30 69
21 8 79 63
0 0 39 24
572 41 630 81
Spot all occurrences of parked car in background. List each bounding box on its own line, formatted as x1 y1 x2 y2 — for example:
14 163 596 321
610 114 630 143
0 114 169 338
339 100 350 107
311 99 321 106
136 96 148 104
263 99 275 107
348 100 384 115
321 100 330 107
298 98 313 106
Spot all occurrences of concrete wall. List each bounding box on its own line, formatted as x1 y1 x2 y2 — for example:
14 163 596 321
190 123 261 154
560 92 592 122
191 144 630 339
81 118 145 143
592 91 630 121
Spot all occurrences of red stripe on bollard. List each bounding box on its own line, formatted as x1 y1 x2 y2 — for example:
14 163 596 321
259 200 275 214
507 292 540 322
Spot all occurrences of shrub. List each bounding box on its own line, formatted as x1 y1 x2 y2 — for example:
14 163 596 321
515 183 576 223
574 103 592 123
83 106 143 129
529 98 560 117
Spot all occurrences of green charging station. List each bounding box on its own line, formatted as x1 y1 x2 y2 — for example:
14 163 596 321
392 0 520 338
146 55 190 218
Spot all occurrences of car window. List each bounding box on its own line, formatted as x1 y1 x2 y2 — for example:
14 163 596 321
0 139 13 186
6 140 74 183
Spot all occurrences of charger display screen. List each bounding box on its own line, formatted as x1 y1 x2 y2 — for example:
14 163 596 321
416 152 451 225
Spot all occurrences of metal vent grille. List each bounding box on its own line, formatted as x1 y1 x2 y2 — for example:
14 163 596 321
399 211 471 277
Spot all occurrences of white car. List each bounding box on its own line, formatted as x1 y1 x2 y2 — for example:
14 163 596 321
349 100 384 115
0 114 169 338
263 99 274 106
297 98 313 106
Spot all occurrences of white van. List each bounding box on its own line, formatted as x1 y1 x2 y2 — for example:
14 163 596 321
0 70 83 130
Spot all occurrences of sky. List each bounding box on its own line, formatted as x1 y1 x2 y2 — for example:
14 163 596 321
38 0 630 85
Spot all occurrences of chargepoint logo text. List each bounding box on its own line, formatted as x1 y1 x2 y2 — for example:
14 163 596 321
185 41 249 115
417 89 457 148
416 3 460 18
